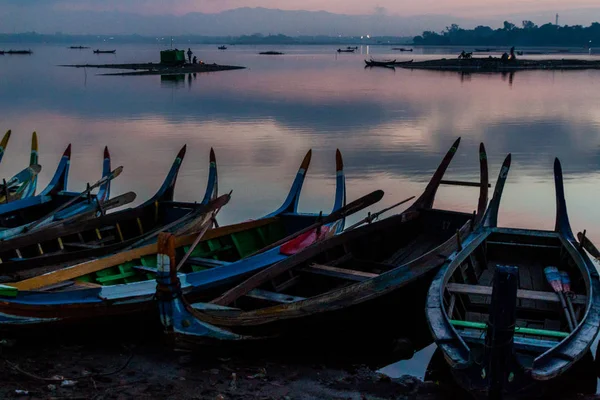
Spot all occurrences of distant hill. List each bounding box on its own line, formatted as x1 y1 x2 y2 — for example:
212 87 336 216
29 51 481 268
0 7 488 37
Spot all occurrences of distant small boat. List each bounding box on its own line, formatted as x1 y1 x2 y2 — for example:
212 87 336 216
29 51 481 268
1 50 32 55
93 49 116 54
69 46 90 49
337 48 355 53
346 46 358 50
218 46 227 50
392 48 413 52
365 59 396 67
259 51 284 55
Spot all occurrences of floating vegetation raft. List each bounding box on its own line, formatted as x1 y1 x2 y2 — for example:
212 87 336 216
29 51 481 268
399 58 600 72
60 62 245 76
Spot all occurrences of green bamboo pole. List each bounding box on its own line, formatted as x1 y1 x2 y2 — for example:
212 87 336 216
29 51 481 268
450 320 569 339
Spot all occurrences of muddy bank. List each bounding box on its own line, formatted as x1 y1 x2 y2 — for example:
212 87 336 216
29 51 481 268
400 58 600 72
0 340 446 400
60 63 245 76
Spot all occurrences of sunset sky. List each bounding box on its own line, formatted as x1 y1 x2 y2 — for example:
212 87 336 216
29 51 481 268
8 0 600 17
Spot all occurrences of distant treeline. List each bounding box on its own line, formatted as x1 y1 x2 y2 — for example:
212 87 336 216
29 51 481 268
0 32 411 46
413 21 600 47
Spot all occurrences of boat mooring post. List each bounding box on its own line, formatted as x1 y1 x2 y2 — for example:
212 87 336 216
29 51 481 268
485 265 519 400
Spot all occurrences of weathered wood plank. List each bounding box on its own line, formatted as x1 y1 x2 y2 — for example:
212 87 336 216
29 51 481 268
302 263 379 282
246 289 306 303
446 283 586 305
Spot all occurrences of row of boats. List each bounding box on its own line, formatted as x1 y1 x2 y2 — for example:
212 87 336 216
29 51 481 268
0 134 598 398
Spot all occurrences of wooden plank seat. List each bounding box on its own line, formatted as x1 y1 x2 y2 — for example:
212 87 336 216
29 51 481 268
302 263 379 282
245 289 306 304
446 283 586 305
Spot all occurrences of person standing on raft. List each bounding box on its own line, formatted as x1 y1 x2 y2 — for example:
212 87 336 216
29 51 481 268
187 48 193 63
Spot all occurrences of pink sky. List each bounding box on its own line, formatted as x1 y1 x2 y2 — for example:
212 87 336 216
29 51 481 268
57 0 600 17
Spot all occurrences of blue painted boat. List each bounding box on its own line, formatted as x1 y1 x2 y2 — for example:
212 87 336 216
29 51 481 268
0 145 224 281
425 156 600 398
0 149 348 328
152 138 491 350
0 144 115 232
0 132 40 203
0 146 120 241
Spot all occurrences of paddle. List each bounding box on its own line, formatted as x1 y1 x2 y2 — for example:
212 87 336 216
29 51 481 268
345 195 415 230
560 270 578 328
544 266 574 331
245 189 385 258
25 166 123 232
175 191 231 271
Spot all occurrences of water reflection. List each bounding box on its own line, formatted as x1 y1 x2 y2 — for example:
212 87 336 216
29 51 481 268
0 45 599 236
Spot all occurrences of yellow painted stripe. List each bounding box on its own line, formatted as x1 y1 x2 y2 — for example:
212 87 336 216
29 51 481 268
116 223 124 242
96 228 102 240
136 218 144 235
57 237 64 250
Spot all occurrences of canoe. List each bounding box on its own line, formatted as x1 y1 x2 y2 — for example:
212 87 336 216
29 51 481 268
0 150 349 328
337 49 355 53
93 50 116 54
364 59 396 67
154 138 492 350
0 146 130 241
0 132 40 203
218 46 227 50
425 156 600 398
392 48 414 52
0 146 223 282
3 50 32 55
69 46 90 49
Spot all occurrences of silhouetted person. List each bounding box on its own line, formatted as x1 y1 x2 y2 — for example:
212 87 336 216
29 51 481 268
509 46 516 61
192 56 197 64
501 52 509 63
187 48 193 63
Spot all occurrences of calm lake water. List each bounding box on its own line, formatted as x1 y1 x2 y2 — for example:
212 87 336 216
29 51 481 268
1 43 600 381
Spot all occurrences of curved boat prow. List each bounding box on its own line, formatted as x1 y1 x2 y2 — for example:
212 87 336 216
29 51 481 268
96 146 112 203
0 130 11 164
264 149 312 217
408 137 461 211
22 132 39 198
476 143 489 222
483 153 512 228
143 145 186 205
201 148 218 205
553 158 575 240
40 144 71 196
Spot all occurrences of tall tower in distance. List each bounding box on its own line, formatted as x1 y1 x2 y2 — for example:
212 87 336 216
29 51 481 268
556 13 559 26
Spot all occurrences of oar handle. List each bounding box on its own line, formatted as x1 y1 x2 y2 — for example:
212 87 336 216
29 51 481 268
26 166 124 231
346 195 415 230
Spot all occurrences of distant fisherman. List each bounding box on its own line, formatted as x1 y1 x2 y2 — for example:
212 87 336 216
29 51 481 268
192 56 197 64
187 48 193 63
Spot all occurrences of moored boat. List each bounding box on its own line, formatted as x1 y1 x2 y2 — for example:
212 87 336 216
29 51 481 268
364 59 396 67
337 48 355 53
218 46 227 50
0 146 222 281
0 132 40 203
0 150 350 329
155 138 492 351
93 50 116 54
425 156 600 398
2 50 32 55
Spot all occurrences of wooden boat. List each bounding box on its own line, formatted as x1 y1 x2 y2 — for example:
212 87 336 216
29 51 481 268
347 46 359 50
0 146 223 282
0 150 350 328
3 50 32 55
0 132 40 204
425 156 600 398
364 59 396 67
69 46 90 49
0 146 129 241
393 48 414 52
93 50 116 54
337 49 355 53
259 51 284 55
154 138 492 350
218 46 227 50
